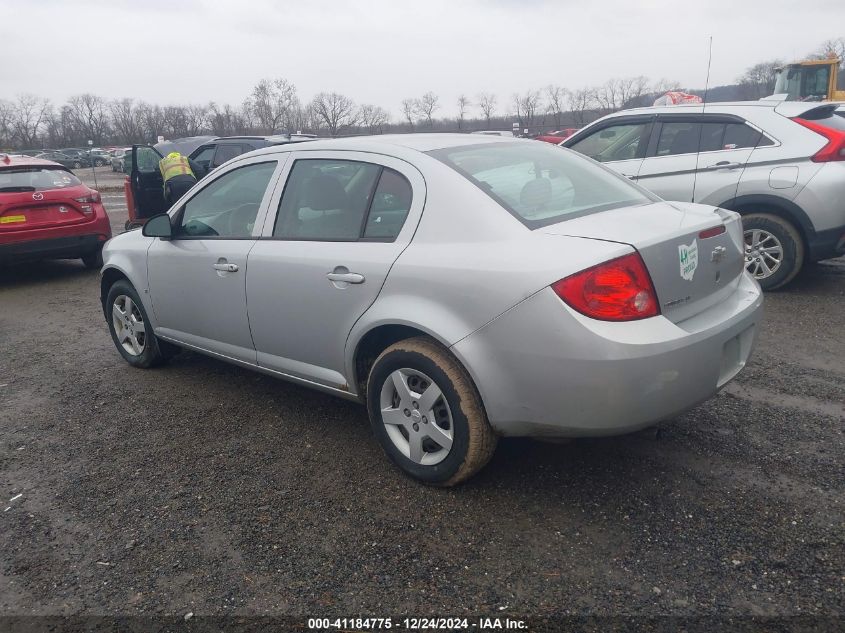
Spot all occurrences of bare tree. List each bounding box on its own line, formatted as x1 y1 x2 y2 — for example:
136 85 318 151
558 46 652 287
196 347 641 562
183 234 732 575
311 92 357 136
545 85 566 129
248 78 299 134
137 102 167 141
413 92 440 129
358 104 390 134
11 94 51 148
65 94 111 144
737 61 782 99
183 104 209 137
513 89 543 130
593 76 650 113
477 92 496 128
566 87 597 127
810 37 845 66
456 94 470 130
110 98 143 144
0 99 13 147
401 99 416 129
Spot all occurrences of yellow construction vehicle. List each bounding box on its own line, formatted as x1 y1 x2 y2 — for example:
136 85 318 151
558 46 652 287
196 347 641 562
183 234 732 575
773 57 845 101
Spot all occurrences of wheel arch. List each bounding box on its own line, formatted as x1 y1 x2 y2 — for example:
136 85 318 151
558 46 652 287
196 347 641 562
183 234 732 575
349 322 456 399
720 194 815 257
100 264 154 326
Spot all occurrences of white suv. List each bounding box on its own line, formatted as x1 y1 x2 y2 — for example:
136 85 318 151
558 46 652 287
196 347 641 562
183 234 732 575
562 100 845 289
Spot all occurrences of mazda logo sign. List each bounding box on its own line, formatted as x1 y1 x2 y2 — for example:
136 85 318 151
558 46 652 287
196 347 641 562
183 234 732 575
32 192 43 201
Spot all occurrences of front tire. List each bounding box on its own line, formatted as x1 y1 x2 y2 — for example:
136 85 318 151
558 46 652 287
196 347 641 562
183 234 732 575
105 280 173 368
73 161 82 169
742 213 804 290
366 337 497 486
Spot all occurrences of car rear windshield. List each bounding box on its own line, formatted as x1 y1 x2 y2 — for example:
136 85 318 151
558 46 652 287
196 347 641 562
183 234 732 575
0 167 82 193
429 142 657 228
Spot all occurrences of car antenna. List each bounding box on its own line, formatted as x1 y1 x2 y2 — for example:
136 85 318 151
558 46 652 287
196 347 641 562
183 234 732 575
692 36 713 203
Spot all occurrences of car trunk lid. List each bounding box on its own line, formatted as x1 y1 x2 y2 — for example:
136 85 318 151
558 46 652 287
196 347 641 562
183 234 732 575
540 201 746 323
0 187 93 231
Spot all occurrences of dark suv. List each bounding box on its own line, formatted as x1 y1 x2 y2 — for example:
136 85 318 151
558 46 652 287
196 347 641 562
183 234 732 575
124 134 316 228
189 135 316 178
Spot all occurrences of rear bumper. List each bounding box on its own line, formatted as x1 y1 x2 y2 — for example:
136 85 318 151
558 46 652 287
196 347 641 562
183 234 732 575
807 223 845 262
0 209 112 263
452 273 763 438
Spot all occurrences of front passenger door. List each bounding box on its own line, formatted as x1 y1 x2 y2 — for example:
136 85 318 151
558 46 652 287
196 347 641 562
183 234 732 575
564 118 653 181
146 158 283 363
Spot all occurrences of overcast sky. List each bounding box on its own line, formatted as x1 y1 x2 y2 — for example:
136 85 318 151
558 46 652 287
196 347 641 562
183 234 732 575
3 0 842 116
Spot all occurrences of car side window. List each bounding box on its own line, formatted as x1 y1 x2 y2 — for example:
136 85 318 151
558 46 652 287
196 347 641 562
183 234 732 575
175 161 277 239
212 144 244 168
363 169 413 239
135 147 161 173
723 123 763 149
568 122 649 163
192 145 215 164
273 159 383 240
655 122 700 156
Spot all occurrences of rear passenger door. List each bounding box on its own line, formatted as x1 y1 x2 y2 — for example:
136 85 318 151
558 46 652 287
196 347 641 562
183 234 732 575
246 151 425 389
636 117 701 202
692 120 770 206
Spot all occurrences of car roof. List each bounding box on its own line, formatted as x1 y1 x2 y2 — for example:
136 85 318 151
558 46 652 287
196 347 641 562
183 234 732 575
248 133 515 158
0 154 67 169
599 99 845 119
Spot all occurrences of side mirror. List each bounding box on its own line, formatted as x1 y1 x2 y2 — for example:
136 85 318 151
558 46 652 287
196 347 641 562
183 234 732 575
142 213 173 239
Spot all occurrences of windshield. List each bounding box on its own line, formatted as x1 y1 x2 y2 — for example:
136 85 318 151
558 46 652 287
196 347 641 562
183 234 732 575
429 142 657 228
0 167 82 193
775 65 831 100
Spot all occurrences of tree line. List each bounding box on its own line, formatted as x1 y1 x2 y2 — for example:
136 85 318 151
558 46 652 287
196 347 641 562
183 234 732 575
1 37 841 150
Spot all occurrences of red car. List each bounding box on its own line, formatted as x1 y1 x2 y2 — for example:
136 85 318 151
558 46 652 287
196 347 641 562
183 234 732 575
0 154 111 268
535 128 579 144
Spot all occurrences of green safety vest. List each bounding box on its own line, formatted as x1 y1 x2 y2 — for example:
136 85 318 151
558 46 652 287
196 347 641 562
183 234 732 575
159 154 195 184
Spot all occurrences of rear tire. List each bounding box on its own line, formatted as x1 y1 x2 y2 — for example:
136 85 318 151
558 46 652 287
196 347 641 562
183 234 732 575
73 161 82 169
105 280 175 368
366 336 497 486
741 213 804 290
81 248 103 269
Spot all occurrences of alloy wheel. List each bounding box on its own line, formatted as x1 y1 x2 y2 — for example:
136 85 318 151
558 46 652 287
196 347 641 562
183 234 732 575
379 368 453 466
112 295 146 356
744 228 784 280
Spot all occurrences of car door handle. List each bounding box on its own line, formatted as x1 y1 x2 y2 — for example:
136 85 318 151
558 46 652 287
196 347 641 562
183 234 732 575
213 262 239 272
327 272 365 284
707 161 743 170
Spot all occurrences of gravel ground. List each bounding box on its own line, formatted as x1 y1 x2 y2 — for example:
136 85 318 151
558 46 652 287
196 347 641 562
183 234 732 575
0 200 842 625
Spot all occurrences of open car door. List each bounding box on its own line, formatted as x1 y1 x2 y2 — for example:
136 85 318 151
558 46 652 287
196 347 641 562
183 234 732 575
129 145 166 226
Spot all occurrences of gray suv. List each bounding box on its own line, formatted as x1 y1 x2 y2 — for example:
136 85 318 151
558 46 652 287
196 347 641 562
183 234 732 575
563 99 845 289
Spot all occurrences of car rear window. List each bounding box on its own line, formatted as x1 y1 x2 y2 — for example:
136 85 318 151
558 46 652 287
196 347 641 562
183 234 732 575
0 167 82 193
429 142 657 228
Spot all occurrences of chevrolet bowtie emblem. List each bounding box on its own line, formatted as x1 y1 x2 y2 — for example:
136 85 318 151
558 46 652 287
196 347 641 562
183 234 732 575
710 246 727 263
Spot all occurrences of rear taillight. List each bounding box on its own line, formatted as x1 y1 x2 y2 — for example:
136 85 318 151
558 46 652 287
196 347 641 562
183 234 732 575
552 252 660 321
792 117 845 162
74 190 101 215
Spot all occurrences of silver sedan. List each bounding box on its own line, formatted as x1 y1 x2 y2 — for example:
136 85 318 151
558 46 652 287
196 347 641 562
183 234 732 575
100 134 763 485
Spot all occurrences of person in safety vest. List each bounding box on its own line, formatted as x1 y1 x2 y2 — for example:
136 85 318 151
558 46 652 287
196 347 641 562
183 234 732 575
159 152 198 206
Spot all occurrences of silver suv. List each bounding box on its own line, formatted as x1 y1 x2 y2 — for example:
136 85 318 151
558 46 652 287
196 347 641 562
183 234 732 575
562 100 845 289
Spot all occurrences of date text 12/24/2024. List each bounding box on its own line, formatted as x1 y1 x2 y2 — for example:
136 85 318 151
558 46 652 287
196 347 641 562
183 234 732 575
307 617 528 630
